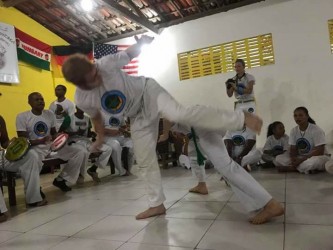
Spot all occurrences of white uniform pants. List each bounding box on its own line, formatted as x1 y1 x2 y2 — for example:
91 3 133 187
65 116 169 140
72 139 112 175
35 144 86 184
109 136 134 171
275 152 330 174
235 100 256 113
0 189 7 213
197 129 272 212
232 149 262 167
130 79 245 208
187 140 206 182
1 148 43 204
262 154 278 166
104 137 126 175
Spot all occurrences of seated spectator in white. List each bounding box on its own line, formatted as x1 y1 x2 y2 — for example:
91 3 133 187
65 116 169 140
101 111 132 176
0 115 47 208
49 84 75 132
17 92 86 192
59 106 112 183
224 127 262 171
275 107 330 173
262 121 289 168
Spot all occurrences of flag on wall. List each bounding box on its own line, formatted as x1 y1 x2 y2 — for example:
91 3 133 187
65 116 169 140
15 28 51 71
52 44 93 77
94 43 139 75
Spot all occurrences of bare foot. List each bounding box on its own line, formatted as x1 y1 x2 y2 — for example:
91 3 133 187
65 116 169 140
135 204 166 220
249 199 284 225
189 182 208 195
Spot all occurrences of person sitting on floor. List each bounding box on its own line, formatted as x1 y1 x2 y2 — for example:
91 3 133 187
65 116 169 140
224 127 262 172
262 121 289 168
275 107 330 173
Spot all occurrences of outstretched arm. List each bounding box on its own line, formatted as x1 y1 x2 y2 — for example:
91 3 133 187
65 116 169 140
125 35 154 60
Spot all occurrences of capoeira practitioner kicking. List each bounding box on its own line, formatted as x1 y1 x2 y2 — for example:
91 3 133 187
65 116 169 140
62 35 284 224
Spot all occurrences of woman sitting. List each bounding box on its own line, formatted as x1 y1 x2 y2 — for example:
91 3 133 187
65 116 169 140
275 107 330 173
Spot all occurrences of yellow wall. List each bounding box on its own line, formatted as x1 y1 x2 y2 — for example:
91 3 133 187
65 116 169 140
0 7 76 138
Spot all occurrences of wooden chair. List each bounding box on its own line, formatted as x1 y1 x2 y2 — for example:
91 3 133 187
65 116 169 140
0 170 17 206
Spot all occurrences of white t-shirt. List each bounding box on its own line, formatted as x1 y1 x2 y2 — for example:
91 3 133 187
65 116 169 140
102 111 126 130
263 134 289 152
289 123 327 156
232 73 255 101
75 51 146 119
16 110 56 140
224 128 256 157
49 98 75 131
62 114 91 137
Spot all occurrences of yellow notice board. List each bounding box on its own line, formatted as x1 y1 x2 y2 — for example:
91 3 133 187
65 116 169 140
178 33 275 81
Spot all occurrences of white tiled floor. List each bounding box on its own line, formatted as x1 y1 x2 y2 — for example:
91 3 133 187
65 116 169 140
1 166 333 249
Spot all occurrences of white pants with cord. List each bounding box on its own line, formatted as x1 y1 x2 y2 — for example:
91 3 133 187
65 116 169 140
197 129 272 212
104 137 127 175
188 140 206 183
130 79 246 208
34 143 86 184
235 100 256 113
275 152 330 174
1 148 43 204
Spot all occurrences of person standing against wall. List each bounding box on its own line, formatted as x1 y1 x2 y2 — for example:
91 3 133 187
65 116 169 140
49 85 75 132
226 59 256 113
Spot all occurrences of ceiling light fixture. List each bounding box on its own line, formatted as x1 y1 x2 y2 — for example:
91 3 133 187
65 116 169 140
80 0 93 12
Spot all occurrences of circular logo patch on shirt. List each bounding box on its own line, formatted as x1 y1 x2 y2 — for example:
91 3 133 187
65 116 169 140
33 121 48 137
109 117 121 127
232 135 245 146
248 107 254 113
101 90 126 114
296 138 311 154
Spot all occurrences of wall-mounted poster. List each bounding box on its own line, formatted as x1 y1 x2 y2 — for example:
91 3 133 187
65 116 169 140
0 22 19 84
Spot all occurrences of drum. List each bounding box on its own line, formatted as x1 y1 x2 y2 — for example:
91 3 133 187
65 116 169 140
50 133 69 152
5 137 30 161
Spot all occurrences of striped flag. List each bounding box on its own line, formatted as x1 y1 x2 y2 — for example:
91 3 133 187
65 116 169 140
94 43 139 76
15 28 52 71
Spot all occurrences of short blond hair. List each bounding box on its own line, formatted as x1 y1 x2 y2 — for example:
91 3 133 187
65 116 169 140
62 53 94 86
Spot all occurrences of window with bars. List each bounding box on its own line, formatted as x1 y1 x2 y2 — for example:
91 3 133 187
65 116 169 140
328 19 333 53
177 33 275 81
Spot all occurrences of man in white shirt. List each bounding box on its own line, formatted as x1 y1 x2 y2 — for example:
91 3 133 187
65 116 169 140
49 84 75 131
17 92 86 193
59 106 112 183
61 35 284 224
101 112 133 176
1 113 46 207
